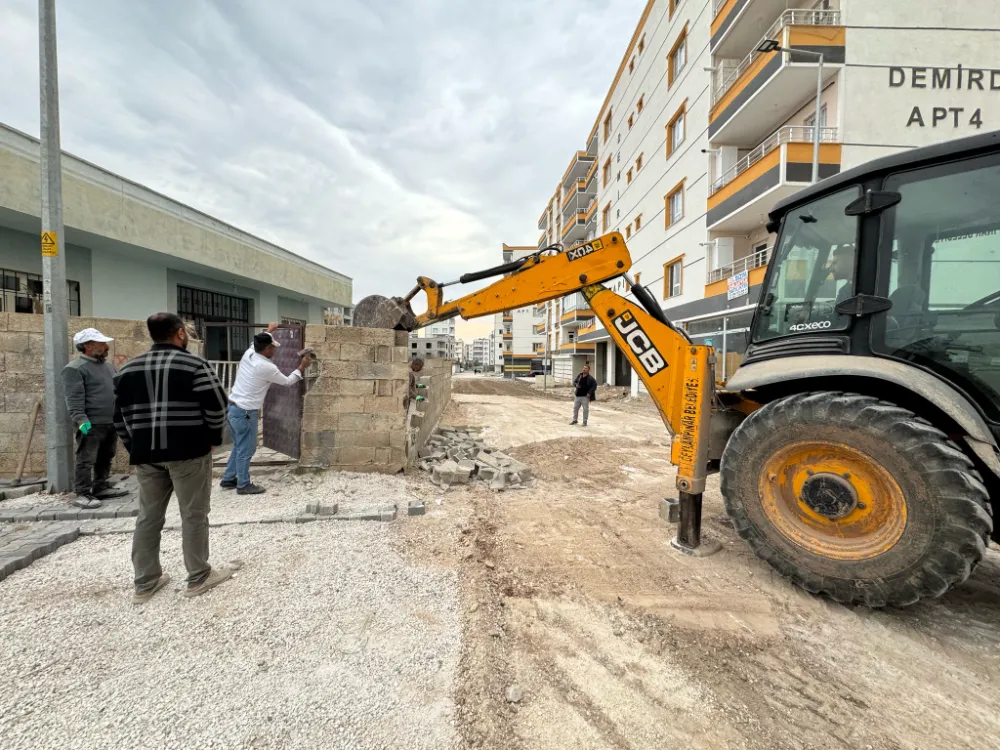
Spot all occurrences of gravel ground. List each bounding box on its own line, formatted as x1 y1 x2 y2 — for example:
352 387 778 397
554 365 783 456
0 522 460 750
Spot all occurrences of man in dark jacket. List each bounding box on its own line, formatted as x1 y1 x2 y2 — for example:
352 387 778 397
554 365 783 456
62 328 128 509
113 313 233 603
570 364 597 426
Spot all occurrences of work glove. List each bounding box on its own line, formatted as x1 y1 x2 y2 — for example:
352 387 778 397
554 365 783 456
417 384 426 389
415 395 426 402
79 421 92 436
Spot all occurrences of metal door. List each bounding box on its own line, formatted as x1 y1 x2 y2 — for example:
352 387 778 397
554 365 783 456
262 325 304 458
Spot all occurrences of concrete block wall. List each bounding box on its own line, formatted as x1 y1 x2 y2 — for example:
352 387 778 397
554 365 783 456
0 312 204 478
409 358 453 460
298 326 411 473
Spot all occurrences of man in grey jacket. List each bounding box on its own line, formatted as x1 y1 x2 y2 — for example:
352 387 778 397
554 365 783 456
62 328 127 509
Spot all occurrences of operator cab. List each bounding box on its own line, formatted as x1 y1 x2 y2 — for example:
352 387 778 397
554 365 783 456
746 130 1000 434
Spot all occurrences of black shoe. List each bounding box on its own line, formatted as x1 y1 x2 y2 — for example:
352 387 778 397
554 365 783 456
237 483 265 495
569 420 578 425
220 478 237 490
93 485 130 499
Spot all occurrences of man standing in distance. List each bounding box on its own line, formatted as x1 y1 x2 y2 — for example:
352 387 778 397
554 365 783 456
221 323 313 495
113 313 232 602
62 328 129 509
570 364 597 427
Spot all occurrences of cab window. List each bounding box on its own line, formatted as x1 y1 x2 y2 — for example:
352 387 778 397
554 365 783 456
874 154 1000 420
753 186 861 341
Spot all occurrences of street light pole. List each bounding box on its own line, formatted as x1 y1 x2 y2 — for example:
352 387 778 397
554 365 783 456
756 39 824 184
39 0 73 492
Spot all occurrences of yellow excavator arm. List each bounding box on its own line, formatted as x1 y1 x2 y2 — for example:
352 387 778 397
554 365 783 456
355 232 720 551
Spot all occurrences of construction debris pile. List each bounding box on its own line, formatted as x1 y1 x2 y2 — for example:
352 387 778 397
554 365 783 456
417 426 533 491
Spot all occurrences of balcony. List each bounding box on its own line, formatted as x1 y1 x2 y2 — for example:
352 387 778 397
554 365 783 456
559 341 596 355
560 294 596 328
561 206 591 245
538 231 547 249
538 207 549 231
707 126 840 232
705 246 773 298
710 10 843 147
712 0 839 58
533 322 546 335
561 150 597 189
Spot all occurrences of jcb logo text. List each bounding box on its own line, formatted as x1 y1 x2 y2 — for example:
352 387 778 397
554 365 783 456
566 239 603 262
613 311 667 376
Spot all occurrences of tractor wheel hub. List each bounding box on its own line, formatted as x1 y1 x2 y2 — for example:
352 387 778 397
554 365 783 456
800 473 859 520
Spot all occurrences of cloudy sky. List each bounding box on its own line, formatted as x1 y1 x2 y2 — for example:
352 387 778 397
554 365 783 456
1 0 644 340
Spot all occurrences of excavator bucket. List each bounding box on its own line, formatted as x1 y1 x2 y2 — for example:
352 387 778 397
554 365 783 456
353 294 420 331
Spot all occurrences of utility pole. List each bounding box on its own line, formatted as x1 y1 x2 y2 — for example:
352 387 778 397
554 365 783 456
39 0 73 492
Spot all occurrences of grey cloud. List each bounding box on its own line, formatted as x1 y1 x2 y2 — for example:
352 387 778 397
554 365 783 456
0 0 645 303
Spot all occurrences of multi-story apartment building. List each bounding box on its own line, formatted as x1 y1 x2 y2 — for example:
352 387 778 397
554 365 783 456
409 332 453 360
534 0 1000 389
470 337 491 368
491 244 546 375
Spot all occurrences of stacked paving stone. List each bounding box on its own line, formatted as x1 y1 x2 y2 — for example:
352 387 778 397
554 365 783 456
417 427 533 491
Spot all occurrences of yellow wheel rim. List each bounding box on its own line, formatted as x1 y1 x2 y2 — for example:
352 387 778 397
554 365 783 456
758 441 907 561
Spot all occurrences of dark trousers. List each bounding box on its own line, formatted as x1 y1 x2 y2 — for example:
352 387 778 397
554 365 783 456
74 423 118 495
133 454 213 590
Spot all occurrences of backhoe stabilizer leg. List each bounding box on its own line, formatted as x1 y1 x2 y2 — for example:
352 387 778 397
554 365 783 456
669 491 722 557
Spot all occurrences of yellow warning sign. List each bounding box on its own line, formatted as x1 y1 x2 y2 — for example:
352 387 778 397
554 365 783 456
41 231 58 257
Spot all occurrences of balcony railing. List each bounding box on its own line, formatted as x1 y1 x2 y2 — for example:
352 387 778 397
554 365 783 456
707 245 773 284
712 0 728 16
711 9 842 106
711 126 838 194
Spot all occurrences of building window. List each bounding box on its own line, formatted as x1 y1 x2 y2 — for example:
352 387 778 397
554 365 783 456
636 153 643 172
668 27 687 87
0 269 81 316
626 168 633 185
638 33 646 54
635 214 642 230
602 203 611 232
663 256 684 299
629 57 635 74
637 94 645 114
628 114 634 130
665 180 685 228
603 110 613 142
667 103 686 157
634 271 642 286
669 0 680 19
411 342 418 349
626 225 632 239
602 157 612 187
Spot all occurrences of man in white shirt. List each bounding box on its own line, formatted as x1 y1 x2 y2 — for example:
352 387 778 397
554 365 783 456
221 323 313 494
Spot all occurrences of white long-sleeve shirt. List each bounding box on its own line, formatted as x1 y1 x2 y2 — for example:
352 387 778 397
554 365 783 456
228 345 302 410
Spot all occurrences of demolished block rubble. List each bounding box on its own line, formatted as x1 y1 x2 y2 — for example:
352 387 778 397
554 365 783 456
417 426 533 491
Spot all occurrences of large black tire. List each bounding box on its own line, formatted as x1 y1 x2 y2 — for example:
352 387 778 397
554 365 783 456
720 391 993 607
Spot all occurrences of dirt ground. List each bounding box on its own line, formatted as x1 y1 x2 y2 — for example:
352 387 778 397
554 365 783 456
401 376 1000 750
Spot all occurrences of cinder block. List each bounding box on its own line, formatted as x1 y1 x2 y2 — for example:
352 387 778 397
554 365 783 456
3 353 42 374
392 346 409 362
344 430 391 448
363 395 404 415
8 313 45 333
0 332 45 354
376 379 393 397
316 361 360 380
0 313 7 332
319 396 367 414
359 328 396 347
375 346 393 364
389 430 405 449
340 343 375 362
370 414 403 431
304 324 328 345
300 410 337 432
327 327 364 344
374 447 392 465
334 446 376 465
310 378 374 397
337 413 374 431
313 342 341 360
394 331 409 347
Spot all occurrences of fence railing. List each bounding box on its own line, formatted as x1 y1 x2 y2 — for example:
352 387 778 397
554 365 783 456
711 9 842 106
710 126 838 194
707 246 774 284
210 360 241 392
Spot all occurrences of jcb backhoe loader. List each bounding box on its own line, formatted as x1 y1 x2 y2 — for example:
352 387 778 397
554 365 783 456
357 130 1000 607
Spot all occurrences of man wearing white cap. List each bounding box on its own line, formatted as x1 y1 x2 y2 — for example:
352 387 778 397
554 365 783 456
62 328 128 508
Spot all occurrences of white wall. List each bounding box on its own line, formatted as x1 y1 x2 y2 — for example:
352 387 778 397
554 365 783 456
840 0 1000 169
595 0 714 314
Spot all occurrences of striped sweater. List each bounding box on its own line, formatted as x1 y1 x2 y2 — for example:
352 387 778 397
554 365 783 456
112 344 229 465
